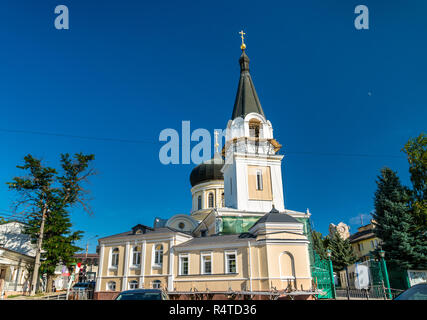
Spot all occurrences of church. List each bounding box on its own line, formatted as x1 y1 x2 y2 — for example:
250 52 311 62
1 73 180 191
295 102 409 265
95 35 316 300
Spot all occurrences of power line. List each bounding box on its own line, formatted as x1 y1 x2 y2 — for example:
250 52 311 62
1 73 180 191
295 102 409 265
0 127 406 159
0 128 153 145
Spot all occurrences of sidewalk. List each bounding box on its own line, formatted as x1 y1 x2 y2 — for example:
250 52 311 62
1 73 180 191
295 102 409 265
5 291 68 300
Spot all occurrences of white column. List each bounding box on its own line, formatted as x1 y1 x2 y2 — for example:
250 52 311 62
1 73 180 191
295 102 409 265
168 238 175 292
122 242 130 291
139 240 146 288
248 241 253 292
95 244 105 292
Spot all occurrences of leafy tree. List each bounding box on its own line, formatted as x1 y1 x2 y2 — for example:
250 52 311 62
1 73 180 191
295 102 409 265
372 167 426 269
328 230 357 271
402 133 427 228
7 153 95 294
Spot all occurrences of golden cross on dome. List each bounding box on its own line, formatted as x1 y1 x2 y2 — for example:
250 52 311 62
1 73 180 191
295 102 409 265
239 30 246 50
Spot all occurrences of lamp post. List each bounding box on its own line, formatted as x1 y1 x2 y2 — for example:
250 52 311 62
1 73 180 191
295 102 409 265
379 250 392 299
326 249 336 299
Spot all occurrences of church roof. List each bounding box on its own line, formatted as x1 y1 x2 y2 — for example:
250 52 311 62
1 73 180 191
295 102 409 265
231 50 266 120
98 227 188 241
250 207 301 230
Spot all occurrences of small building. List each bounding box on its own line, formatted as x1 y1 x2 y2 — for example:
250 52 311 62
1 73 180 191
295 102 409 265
348 220 381 261
0 221 36 298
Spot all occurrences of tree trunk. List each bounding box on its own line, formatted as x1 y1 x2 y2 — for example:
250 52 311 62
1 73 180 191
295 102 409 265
46 275 53 293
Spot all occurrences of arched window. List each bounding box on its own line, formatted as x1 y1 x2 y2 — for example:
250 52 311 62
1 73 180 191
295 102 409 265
132 246 141 266
221 192 225 207
111 248 119 268
129 280 138 290
107 281 116 291
197 195 202 210
152 280 161 289
208 193 214 208
279 252 296 280
154 244 163 266
249 119 261 138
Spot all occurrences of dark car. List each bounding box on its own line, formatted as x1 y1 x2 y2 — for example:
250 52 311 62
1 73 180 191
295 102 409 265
72 281 95 290
394 283 427 300
115 289 168 300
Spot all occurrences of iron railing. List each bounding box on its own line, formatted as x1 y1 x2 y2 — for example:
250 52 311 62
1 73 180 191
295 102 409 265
335 285 404 300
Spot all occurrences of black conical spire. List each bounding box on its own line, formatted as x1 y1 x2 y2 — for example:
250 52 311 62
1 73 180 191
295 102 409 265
231 48 266 120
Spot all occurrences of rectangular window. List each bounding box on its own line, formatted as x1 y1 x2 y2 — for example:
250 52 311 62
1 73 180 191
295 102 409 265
201 253 212 275
179 255 189 275
133 251 141 266
225 251 237 274
256 170 263 190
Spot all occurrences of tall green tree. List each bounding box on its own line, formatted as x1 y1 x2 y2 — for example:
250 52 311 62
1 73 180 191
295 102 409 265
372 167 424 269
328 230 357 271
311 230 328 260
25 206 83 292
7 153 95 294
402 133 427 228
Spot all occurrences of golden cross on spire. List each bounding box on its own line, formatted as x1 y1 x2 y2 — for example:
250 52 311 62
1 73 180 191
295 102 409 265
214 130 220 153
239 30 246 50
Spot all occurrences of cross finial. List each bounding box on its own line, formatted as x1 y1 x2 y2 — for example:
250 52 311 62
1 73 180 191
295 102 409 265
214 130 220 153
239 30 246 50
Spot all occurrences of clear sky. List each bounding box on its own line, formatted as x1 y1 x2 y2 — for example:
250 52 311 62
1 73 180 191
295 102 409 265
0 1 426 253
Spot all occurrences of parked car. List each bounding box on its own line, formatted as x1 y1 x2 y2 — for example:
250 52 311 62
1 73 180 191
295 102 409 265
394 283 427 300
70 281 96 300
72 281 95 291
115 289 168 300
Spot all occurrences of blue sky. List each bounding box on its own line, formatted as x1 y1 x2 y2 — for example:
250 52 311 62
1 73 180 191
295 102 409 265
0 1 425 252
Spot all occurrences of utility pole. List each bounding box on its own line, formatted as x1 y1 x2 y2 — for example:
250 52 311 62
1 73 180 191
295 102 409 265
84 235 98 281
30 202 49 296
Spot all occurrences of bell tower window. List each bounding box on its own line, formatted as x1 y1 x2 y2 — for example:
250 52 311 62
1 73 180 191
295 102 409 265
249 119 261 138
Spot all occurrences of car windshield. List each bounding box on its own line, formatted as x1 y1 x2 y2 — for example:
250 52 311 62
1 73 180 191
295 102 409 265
395 284 427 300
116 292 162 300
73 283 89 288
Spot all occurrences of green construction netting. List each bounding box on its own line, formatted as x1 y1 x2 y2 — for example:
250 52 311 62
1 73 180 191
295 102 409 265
219 216 262 234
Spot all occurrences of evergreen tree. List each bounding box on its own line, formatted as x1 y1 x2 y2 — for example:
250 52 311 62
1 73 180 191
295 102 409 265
328 230 357 271
372 167 422 269
25 205 83 292
7 153 95 293
311 230 328 260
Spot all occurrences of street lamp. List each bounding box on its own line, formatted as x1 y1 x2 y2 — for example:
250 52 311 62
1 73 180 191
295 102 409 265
326 249 336 299
378 249 392 299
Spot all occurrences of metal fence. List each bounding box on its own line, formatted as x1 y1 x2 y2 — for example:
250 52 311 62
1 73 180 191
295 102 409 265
336 285 404 300
41 292 67 300
67 289 94 300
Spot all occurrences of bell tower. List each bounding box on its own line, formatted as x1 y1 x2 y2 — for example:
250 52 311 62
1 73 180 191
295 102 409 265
222 33 285 212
